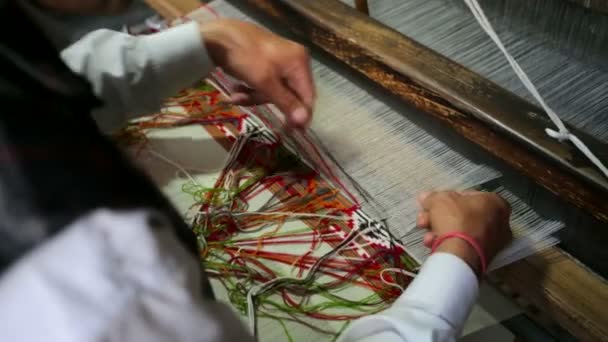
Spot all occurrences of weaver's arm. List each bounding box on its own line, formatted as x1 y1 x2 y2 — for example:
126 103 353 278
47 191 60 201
61 19 314 133
339 191 511 342
0 192 506 341
61 21 214 132
338 253 478 342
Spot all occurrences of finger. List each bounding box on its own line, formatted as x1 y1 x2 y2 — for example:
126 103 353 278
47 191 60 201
418 191 461 211
227 83 254 95
416 191 435 210
416 211 430 228
284 57 316 110
264 79 309 128
230 89 272 106
423 232 436 248
229 92 254 105
289 106 311 128
227 82 263 106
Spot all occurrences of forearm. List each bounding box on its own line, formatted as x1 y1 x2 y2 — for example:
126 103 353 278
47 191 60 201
339 253 479 342
61 22 214 132
344 189 512 342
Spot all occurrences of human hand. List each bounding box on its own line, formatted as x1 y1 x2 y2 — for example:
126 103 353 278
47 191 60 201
199 19 315 128
416 191 512 275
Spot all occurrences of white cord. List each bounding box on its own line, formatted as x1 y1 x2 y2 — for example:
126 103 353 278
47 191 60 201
379 268 418 293
464 0 608 179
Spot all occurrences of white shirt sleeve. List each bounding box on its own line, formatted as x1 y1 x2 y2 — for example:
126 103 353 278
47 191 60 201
60 21 215 133
338 253 479 342
0 209 478 342
0 209 252 342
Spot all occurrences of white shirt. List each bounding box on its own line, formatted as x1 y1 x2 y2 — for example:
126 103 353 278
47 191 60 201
60 21 214 133
0 23 479 341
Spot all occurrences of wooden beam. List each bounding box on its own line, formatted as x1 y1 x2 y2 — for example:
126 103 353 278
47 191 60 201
566 0 608 14
145 0 201 21
490 248 608 342
236 0 608 225
354 0 369 15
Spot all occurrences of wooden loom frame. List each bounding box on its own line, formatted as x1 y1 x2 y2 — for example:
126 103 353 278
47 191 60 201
144 0 608 341
567 0 608 14
355 0 608 22
242 0 608 226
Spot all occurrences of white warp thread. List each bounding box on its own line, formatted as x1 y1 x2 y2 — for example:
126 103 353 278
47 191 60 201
464 0 608 179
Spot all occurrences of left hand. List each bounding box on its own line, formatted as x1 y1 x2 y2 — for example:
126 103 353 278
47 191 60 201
199 19 315 128
415 190 512 275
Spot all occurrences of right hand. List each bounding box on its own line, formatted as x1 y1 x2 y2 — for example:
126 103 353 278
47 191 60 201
416 191 513 275
199 19 315 129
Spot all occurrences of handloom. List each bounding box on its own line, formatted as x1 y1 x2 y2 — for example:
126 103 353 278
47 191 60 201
139 0 607 340
214 0 608 339
120 72 527 340
119 76 420 340
235 0 608 223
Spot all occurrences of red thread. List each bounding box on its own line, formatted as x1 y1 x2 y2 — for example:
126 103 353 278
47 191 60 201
431 232 487 275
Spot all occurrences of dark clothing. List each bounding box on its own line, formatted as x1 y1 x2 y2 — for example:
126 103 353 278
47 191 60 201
0 1 199 275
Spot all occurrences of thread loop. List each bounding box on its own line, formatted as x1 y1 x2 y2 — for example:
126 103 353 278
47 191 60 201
545 128 570 142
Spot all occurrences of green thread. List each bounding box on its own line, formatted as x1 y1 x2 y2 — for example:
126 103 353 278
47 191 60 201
119 80 421 340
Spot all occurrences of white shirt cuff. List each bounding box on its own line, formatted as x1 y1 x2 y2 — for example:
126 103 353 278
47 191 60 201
389 253 479 331
141 21 215 92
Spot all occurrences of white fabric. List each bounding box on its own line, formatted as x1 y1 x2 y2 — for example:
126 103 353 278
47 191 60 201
60 21 214 133
0 210 251 342
340 253 478 342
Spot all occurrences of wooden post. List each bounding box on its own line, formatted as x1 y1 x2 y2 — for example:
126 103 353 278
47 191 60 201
145 0 201 21
354 0 369 15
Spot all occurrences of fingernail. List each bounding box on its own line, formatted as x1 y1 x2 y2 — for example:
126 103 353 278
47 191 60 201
291 107 310 126
423 232 436 248
416 191 430 208
416 212 425 227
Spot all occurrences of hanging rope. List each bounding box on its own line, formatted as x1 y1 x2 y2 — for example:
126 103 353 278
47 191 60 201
464 0 608 179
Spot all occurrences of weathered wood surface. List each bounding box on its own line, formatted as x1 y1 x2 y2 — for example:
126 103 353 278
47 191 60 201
354 0 369 15
145 0 201 20
491 248 608 342
238 0 608 226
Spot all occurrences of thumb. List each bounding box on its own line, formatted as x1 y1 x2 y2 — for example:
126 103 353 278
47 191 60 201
264 79 310 128
416 191 437 211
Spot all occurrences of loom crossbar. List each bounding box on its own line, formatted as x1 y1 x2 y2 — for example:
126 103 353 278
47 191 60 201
236 0 608 225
